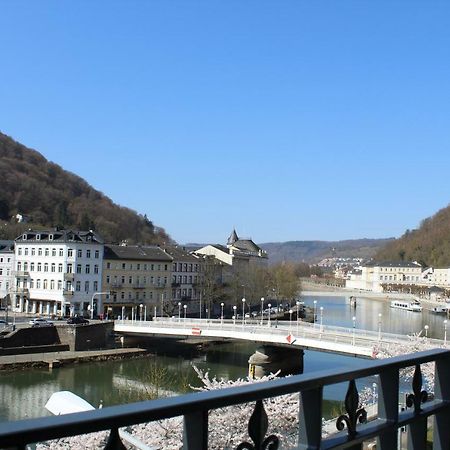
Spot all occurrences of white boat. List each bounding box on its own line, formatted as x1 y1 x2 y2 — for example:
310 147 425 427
390 300 422 312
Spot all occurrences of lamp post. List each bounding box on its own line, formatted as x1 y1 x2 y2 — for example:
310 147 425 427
268 303 272 327
183 304 187 322
313 300 317 327
233 305 237 326
289 309 293 332
121 306 125 323
372 383 377 406
378 313 382 341
220 302 224 325
242 298 246 327
424 324 429 338
90 291 110 320
144 305 147 321
444 320 448 346
178 302 181 322
352 316 356 346
296 301 301 335
320 306 324 334
139 303 143 321
260 297 264 326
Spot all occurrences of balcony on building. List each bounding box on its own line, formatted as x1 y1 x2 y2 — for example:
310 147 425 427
64 273 75 281
15 271 30 278
15 287 29 295
63 289 74 296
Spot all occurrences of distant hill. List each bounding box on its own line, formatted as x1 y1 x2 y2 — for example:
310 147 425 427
260 238 393 265
0 131 171 244
375 204 450 268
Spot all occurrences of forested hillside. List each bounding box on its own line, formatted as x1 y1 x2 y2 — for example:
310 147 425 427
0 132 170 244
260 238 393 264
375 204 450 267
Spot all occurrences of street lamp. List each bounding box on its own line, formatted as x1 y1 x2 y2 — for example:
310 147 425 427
378 313 382 341
444 320 448 346
178 302 181 322
233 305 237 326
260 297 264 326
320 306 324 334
424 324 429 338
183 304 187 322
313 300 317 327
139 303 143 321
296 301 301 335
221 302 224 324
352 316 356 346
242 298 246 326
90 291 110 320
289 309 293 332
268 303 272 327
372 382 377 406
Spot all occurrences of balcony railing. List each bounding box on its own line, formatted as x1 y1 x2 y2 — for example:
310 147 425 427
0 349 448 449
14 271 30 278
64 273 75 281
63 290 74 296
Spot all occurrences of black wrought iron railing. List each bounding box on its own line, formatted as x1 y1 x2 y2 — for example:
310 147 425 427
0 349 449 449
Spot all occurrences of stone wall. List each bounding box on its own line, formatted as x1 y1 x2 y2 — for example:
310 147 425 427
0 327 60 348
57 321 115 351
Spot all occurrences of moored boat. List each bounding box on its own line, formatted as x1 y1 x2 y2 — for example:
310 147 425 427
390 300 422 312
431 305 448 314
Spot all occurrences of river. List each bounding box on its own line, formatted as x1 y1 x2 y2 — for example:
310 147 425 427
0 293 443 423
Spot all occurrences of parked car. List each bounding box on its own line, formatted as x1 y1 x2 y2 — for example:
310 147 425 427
66 316 89 325
0 319 8 329
29 318 54 327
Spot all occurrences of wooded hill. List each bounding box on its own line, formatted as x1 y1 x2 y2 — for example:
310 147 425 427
260 238 393 264
0 132 170 244
375 204 450 268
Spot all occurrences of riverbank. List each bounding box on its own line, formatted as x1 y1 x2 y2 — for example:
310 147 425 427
0 347 148 371
301 281 447 311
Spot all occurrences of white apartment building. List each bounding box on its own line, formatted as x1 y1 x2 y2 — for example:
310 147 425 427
13 229 104 317
0 241 14 303
426 268 450 287
346 261 423 293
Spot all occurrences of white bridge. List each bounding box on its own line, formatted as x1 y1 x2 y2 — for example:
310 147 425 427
114 318 438 358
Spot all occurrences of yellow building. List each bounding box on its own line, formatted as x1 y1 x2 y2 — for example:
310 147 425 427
102 244 173 319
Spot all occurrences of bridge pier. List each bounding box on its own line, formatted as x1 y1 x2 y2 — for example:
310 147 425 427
248 345 304 378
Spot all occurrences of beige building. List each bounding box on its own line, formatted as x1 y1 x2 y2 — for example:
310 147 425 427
346 261 423 293
102 244 173 319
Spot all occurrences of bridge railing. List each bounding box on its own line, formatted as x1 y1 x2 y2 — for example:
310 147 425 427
0 349 449 449
121 317 445 349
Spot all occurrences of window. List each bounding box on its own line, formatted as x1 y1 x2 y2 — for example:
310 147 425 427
23 262 28 271
24 248 28 256
137 264 140 270
38 248 42 256
59 248 64 257
129 264 133 270
94 281 98 291
30 279 34 288
84 281 90 292
68 249 73 257
37 263 42 272
51 263 56 272
106 262 111 269
36 279 41 289
129 276 133 284
94 250 99 259
85 265 90 274
77 249 82 258
49 234 53 241
165 264 168 271
67 263 73 273
52 249 56 257
94 264 99 274
45 248 49 256
31 248 35 256
44 263 49 272
17 262 22 271
50 280 55 290
58 263 63 273
151 264 154 271
76 264 82 274
144 264 147 270
18 248 22 256
121 276 125 284
86 250 91 258
57 280 62 290
76 281 81 291
106 275 110 283
121 292 125 300
122 263 126 269
43 279 48 289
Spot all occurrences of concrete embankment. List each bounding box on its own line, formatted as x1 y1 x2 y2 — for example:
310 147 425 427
0 347 148 371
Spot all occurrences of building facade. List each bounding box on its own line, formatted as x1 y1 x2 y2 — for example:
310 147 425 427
0 241 14 304
102 244 173 319
13 229 104 316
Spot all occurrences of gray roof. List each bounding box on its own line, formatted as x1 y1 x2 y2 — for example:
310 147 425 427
0 240 14 252
227 229 239 245
363 260 422 268
104 244 173 262
233 239 263 253
163 246 198 262
15 229 104 244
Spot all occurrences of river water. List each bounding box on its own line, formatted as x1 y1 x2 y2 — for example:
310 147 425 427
0 293 444 422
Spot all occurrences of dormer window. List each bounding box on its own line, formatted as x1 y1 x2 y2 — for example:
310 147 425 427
36 234 41 240
49 234 54 241
23 234 27 240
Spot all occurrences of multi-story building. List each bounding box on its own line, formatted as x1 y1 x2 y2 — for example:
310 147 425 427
346 260 423 292
102 244 173 319
13 229 104 317
164 245 201 312
0 241 14 304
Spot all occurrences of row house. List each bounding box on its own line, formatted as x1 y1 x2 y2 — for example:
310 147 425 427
13 229 104 316
102 244 173 319
0 241 14 303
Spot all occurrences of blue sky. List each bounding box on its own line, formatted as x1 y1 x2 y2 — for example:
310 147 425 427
1 1 450 245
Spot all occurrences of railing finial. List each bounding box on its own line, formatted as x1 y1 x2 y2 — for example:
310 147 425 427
406 364 428 413
336 379 367 439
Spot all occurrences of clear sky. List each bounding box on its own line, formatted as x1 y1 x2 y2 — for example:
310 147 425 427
1 1 449 245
